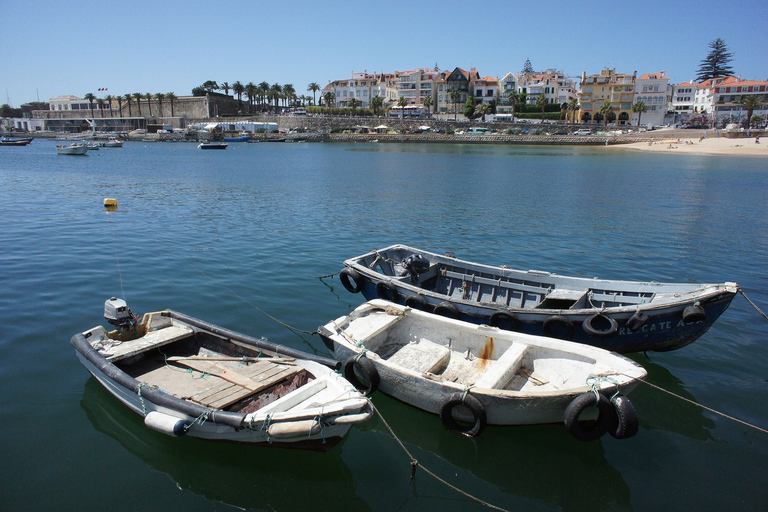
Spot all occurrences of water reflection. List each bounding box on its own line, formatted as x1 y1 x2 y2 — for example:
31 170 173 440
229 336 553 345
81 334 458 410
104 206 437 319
80 378 370 512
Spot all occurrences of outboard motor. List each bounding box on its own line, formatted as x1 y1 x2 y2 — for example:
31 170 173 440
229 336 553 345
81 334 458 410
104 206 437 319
403 254 431 283
104 297 137 334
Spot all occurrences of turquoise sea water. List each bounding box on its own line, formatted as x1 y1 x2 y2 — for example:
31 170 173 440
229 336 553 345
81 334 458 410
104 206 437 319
1 139 767 511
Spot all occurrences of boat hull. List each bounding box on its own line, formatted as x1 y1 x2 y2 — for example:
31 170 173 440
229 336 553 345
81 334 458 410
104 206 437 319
320 300 647 427
341 245 738 353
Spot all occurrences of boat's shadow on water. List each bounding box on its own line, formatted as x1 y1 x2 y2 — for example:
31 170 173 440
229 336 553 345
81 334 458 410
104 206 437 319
79 378 371 512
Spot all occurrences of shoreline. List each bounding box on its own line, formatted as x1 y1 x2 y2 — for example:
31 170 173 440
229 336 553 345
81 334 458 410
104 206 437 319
609 134 767 157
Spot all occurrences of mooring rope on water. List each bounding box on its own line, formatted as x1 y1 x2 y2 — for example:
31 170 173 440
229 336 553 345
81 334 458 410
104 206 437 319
368 400 509 512
739 288 768 321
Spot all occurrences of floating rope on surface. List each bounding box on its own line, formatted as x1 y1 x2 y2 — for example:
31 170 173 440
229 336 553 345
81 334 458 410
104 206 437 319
638 378 768 435
369 400 509 512
740 288 768 321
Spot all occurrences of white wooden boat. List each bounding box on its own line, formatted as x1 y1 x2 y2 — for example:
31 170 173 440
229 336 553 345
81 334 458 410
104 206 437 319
56 142 89 155
339 244 738 353
71 298 372 450
104 138 123 147
319 300 647 440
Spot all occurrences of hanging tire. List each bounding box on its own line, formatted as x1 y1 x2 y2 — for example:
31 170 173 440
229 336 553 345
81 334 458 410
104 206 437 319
339 267 363 294
434 301 460 319
542 315 575 340
563 392 615 442
343 355 379 395
608 394 639 439
405 294 431 311
625 310 649 332
439 392 487 437
376 281 400 303
582 313 619 339
682 304 706 324
489 310 519 331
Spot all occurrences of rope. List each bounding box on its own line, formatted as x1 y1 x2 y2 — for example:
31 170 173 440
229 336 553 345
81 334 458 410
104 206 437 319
369 400 509 512
136 382 149 415
638 378 768 435
740 288 768 321
586 375 621 401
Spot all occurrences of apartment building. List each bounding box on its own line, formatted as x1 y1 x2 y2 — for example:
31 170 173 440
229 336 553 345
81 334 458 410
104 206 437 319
518 69 577 106
436 67 480 113
672 82 696 117
578 68 636 124
632 71 672 127
323 71 397 108
473 76 499 105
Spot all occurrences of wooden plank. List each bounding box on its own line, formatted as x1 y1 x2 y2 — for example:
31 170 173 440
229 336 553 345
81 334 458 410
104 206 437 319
176 360 262 390
106 325 195 362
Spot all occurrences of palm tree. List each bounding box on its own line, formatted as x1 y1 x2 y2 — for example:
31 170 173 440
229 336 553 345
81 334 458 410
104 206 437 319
105 95 114 117
124 94 132 117
506 90 519 122
116 95 123 118
308 82 320 106
96 98 105 118
269 83 282 111
422 95 432 118
221 82 231 97
154 93 164 118
245 82 257 113
567 98 580 123
133 93 143 116
740 96 765 128
449 89 462 121
84 93 95 117
283 84 296 108
144 93 152 116
166 92 177 117
632 101 647 127
475 102 491 122
598 101 614 125
370 95 383 117
348 97 360 116
535 94 548 122
232 81 245 111
322 91 335 114
258 81 270 110
397 96 408 118
560 102 568 121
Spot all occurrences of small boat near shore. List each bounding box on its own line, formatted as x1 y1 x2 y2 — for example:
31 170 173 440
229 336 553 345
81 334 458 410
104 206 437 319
198 141 228 150
104 138 123 148
0 137 33 146
56 142 89 155
223 134 251 142
338 244 738 353
71 298 372 450
319 300 647 440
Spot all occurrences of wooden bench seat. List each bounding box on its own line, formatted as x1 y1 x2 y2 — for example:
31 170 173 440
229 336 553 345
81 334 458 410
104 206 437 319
106 324 195 362
388 339 450 374
473 343 529 390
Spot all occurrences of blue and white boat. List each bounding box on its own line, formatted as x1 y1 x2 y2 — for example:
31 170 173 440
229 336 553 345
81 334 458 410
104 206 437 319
338 244 738 353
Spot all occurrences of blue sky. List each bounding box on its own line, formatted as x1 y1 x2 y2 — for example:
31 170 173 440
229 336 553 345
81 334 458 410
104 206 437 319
1 0 766 106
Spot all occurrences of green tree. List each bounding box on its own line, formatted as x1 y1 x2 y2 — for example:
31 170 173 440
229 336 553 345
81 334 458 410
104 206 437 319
506 90 519 122
370 95 383 117
463 96 475 119
567 98 580 123
422 95 432 118
155 93 164 117
475 102 490 121
696 38 734 82
523 57 534 73
740 95 765 128
124 94 132 117
96 98 105 117
632 101 647 127
245 82 257 113
104 95 114 117
283 84 296 108
397 96 407 118
269 83 282 110
598 101 614 125
258 82 270 109
145 93 152 116
166 92 177 117
232 81 245 111
116 95 123 118
323 91 335 114
307 82 320 106
84 92 95 117
449 88 462 121
202 80 219 93
133 93 143 116
348 97 360 115
221 82 231 96
535 94 548 122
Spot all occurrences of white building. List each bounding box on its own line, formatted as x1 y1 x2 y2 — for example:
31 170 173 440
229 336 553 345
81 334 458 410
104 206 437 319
632 71 672 127
323 71 396 109
392 68 441 111
49 95 92 112
671 82 696 118
518 69 578 106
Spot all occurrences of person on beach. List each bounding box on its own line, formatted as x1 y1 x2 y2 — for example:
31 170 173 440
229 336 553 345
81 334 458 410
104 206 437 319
757 136 760 144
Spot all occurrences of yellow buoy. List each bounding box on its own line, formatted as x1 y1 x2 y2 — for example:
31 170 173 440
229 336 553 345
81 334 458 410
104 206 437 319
103 198 118 211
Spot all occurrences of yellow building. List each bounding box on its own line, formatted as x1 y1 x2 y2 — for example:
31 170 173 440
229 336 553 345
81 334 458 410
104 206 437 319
578 68 636 125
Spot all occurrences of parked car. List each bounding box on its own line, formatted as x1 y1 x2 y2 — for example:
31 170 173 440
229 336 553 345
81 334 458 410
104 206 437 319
573 129 591 136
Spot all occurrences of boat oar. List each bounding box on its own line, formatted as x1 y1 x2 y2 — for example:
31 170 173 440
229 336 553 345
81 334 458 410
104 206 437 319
165 355 296 364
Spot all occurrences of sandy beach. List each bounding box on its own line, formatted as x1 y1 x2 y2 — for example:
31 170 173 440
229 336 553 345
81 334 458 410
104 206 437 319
615 133 767 156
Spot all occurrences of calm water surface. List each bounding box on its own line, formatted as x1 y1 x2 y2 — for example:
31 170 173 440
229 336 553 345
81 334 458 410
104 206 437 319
1 139 767 511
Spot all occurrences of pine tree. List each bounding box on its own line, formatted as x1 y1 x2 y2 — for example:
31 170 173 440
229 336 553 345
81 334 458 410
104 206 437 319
696 38 734 82
523 57 534 73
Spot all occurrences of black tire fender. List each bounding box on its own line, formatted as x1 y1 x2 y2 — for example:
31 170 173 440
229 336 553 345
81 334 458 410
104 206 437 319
682 303 706 324
489 310 519 331
375 281 400 303
339 267 363 294
563 392 615 441
434 301 460 319
343 355 379 396
439 392 487 437
404 294 431 311
582 313 619 339
608 394 639 439
542 315 575 340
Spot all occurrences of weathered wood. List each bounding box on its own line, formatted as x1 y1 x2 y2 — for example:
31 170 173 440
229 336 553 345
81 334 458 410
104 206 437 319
106 325 195 362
